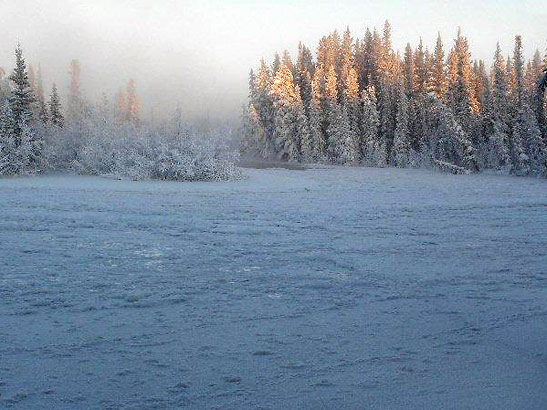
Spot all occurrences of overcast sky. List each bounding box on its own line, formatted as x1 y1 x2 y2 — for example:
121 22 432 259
0 0 545 122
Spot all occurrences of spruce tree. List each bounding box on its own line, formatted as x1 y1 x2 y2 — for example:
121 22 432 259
17 120 42 173
343 66 361 157
513 35 525 105
403 43 414 96
510 111 531 175
429 33 447 100
270 64 300 161
482 68 510 170
485 43 511 170
511 36 546 175
8 44 35 143
408 95 428 152
327 103 356 164
506 56 516 99
413 38 428 95
448 29 478 133
116 88 126 121
431 98 478 171
282 50 295 78
309 67 326 160
272 53 281 75
68 59 83 121
472 60 486 113
379 21 393 76
0 67 9 102
28 65 36 94
358 28 375 88
340 27 354 100
35 65 48 123
0 101 15 174
536 52 547 132
327 30 341 80
360 86 384 165
324 64 340 156
241 103 266 156
324 64 338 104
254 59 275 156
517 105 546 175
125 79 140 124
531 50 543 82
296 43 314 110
378 82 395 157
294 86 312 162
392 85 411 166
49 83 64 128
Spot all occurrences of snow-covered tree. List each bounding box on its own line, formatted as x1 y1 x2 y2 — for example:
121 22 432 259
536 56 547 132
0 101 16 174
308 67 326 160
481 75 510 170
413 38 428 95
272 52 281 75
509 111 531 175
429 33 447 100
0 67 10 103
8 45 35 141
447 29 478 133
513 36 525 106
360 85 384 166
294 86 312 162
340 27 355 100
323 63 339 154
476 44 510 170
241 103 264 155
68 59 84 121
514 105 546 176
49 83 64 128
429 97 478 172
270 64 300 161
116 87 126 121
343 66 361 156
507 36 547 176
35 65 48 124
125 79 140 124
403 43 414 96
506 56 516 100
296 42 314 109
377 82 395 156
392 85 411 167
253 59 275 156
327 103 357 164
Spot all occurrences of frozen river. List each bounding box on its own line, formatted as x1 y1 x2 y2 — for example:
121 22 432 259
1 167 546 410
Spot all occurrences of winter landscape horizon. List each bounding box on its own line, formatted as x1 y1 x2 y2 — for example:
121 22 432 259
1 1 547 409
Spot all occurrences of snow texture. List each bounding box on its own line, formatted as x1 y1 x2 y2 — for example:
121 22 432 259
0 166 546 410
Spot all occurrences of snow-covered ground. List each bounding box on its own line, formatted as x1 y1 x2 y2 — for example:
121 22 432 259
1 167 546 410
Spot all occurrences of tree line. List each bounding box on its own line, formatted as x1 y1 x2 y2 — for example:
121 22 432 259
0 45 240 181
242 22 547 176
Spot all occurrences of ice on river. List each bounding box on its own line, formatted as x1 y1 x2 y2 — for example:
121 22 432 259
0 166 546 410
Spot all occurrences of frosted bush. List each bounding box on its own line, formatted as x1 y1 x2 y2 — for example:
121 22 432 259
68 115 242 182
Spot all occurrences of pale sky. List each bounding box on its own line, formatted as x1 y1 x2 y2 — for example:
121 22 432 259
0 0 545 123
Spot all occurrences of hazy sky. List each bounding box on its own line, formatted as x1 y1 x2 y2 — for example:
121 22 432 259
0 0 545 122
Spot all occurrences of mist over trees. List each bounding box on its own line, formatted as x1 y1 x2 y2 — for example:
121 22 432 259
2 23 546 182
0 46 241 181
242 23 547 176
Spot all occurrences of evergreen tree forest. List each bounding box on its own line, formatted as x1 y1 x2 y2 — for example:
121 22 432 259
242 23 547 176
0 46 240 181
